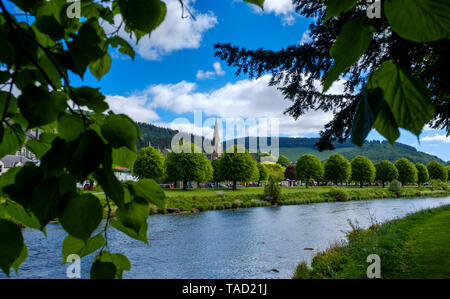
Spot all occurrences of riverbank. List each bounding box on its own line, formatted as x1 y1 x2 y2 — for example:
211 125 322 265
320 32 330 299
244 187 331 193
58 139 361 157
95 184 450 217
155 185 450 214
292 204 450 279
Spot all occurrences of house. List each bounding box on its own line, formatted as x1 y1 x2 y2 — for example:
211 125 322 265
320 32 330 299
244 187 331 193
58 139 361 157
0 155 34 174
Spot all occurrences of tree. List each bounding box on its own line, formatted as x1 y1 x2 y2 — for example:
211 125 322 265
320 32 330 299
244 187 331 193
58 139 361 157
351 156 375 188
218 146 257 190
211 158 222 186
0 0 174 278
165 151 202 190
132 146 164 180
215 0 448 151
284 164 296 181
323 154 351 185
394 158 418 186
427 161 448 182
295 154 322 188
277 155 290 167
193 154 213 186
263 163 285 182
375 160 398 188
447 166 450 183
415 163 429 185
257 163 269 184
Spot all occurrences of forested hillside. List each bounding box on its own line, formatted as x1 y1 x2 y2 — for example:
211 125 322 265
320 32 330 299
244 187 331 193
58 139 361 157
137 123 446 165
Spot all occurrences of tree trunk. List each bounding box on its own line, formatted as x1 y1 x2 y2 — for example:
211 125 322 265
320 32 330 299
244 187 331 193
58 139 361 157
382 181 385 188
183 180 187 190
305 180 309 188
233 181 237 190
360 181 363 188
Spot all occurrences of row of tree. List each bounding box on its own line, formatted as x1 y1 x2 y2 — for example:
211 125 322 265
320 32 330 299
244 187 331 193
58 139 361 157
294 154 449 188
132 145 270 190
132 146 448 190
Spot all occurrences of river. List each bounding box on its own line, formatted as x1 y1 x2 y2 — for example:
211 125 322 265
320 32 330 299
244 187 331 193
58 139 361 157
2 196 450 279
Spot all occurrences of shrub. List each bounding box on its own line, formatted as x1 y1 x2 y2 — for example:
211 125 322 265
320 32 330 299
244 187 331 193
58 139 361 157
430 179 450 191
328 187 349 202
388 180 402 192
292 261 311 279
263 176 282 204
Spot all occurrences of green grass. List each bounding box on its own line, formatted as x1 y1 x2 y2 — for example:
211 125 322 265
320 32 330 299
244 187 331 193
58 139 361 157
92 183 450 217
293 205 450 279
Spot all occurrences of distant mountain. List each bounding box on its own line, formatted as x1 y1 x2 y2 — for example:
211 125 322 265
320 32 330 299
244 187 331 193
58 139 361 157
136 123 446 165
229 137 446 165
137 122 210 151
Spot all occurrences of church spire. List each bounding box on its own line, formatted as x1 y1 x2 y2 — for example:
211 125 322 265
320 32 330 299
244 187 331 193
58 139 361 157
212 118 222 160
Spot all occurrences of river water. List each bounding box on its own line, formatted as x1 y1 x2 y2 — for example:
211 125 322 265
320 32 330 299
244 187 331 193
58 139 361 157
2 196 450 279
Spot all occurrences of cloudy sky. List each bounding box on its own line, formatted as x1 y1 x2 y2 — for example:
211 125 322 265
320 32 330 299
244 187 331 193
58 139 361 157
69 0 449 161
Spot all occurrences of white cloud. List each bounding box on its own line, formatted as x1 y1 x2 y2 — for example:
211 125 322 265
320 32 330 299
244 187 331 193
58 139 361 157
213 62 225 76
422 134 450 143
106 95 160 123
196 62 226 80
115 75 348 136
299 30 312 45
196 70 216 80
248 0 296 25
104 0 217 60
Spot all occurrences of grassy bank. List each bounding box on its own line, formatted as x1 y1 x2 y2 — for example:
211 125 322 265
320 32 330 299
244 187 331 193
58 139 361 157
157 185 450 214
292 204 450 279
93 184 450 217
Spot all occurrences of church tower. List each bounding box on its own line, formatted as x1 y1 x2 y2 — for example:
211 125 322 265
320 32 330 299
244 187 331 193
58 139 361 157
211 118 222 160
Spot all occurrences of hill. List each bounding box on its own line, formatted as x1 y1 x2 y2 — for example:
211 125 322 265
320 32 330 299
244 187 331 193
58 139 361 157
136 123 445 165
229 137 446 165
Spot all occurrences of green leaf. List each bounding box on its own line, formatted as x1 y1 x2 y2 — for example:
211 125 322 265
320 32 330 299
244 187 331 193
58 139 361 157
120 0 167 34
89 53 112 80
351 88 384 146
0 90 18 116
111 198 149 243
127 179 165 208
0 124 26 159
0 71 11 84
40 137 66 178
62 234 105 264
0 219 24 276
325 0 358 21
35 15 64 41
28 177 61 229
59 193 103 241
368 61 435 136
373 99 400 144
2 200 41 230
90 251 130 279
95 167 125 208
73 86 108 113
112 146 137 169
0 167 20 195
25 132 57 159
385 0 450 42
101 114 139 151
90 260 117 279
65 130 107 182
11 242 28 273
323 16 374 92
3 163 43 207
18 86 67 128
244 0 264 10
57 113 85 142
109 36 135 60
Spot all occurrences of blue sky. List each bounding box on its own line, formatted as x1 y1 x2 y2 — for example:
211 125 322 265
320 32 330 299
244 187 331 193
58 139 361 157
9 0 450 160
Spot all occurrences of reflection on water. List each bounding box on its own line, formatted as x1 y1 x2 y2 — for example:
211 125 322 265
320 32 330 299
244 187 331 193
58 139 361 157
2 196 450 279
